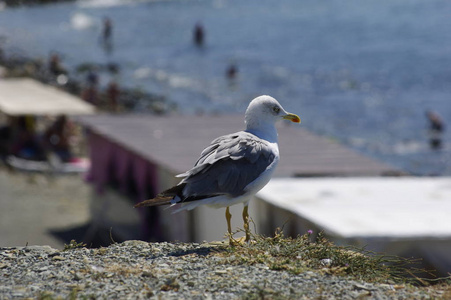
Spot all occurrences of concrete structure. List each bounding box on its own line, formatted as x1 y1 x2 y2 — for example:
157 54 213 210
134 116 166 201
256 177 451 276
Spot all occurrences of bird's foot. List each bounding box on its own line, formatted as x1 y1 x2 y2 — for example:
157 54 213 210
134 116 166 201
228 235 253 246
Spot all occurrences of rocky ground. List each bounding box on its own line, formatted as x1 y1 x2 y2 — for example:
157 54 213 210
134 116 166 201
1 12 450 298
1 240 450 299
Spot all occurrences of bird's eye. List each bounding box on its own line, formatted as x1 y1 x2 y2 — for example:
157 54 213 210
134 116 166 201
272 106 280 114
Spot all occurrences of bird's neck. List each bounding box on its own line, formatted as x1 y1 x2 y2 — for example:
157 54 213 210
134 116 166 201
245 123 278 143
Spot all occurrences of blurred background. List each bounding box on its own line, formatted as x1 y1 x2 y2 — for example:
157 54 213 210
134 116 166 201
0 0 450 175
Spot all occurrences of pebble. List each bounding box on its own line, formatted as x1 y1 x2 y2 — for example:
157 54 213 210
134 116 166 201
0 241 443 299
51 256 66 261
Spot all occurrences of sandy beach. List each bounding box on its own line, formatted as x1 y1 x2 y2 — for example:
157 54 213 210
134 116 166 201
0 167 90 249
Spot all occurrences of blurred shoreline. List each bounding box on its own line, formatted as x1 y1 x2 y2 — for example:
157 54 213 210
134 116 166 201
0 52 173 114
2 0 74 8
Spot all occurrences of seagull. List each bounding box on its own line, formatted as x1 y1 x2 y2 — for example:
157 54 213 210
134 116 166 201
135 95 300 244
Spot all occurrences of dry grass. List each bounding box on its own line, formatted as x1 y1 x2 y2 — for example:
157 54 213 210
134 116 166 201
61 229 451 297
222 229 440 285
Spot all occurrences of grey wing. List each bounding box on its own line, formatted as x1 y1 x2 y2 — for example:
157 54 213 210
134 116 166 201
177 131 276 198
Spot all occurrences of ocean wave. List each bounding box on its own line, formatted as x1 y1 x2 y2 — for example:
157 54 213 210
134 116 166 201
70 12 96 30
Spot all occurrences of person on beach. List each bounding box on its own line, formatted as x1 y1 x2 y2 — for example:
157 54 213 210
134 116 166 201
48 53 67 76
193 22 205 47
86 69 99 87
82 85 98 106
426 110 445 150
0 117 13 163
106 80 120 112
42 115 73 162
226 63 238 80
10 116 45 161
103 17 112 42
0 46 4 65
225 63 238 88
101 17 113 53
82 69 99 106
226 63 238 81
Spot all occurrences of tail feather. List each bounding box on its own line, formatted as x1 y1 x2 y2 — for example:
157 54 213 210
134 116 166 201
134 196 173 208
134 184 186 208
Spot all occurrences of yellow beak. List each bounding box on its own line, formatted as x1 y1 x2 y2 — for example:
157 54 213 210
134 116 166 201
282 113 301 123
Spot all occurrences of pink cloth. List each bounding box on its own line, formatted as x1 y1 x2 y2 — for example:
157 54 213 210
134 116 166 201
86 132 114 194
114 146 131 194
87 132 159 199
86 132 161 238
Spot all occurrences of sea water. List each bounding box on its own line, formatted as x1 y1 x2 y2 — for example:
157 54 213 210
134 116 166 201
1 0 451 175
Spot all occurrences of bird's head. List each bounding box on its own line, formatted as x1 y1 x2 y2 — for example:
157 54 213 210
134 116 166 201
245 95 300 130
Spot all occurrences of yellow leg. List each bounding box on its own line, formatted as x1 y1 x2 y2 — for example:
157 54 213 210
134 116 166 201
242 205 250 242
225 207 232 244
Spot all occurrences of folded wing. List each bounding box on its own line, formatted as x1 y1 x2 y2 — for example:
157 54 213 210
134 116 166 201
177 131 276 200
135 131 276 208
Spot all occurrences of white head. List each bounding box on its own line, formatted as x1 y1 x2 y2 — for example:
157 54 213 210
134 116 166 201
245 95 300 133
